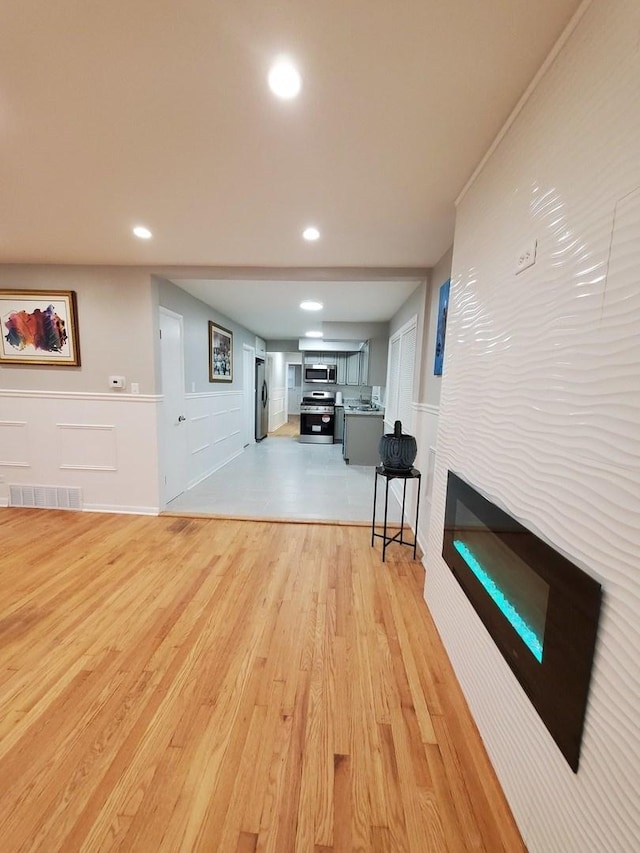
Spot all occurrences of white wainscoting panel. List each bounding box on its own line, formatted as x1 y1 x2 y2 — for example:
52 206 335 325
0 390 161 513
185 392 244 489
57 423 117 471
0 420 30 467
425 4 640 851
269 385 286 432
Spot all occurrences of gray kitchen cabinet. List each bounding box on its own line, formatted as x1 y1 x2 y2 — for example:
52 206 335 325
346 352 361 385
367 337 388 386
359 341 370 384
342 413 384 465
333 405 345 442
303 348 376 386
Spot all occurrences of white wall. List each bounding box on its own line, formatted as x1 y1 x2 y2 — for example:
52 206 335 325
267 351 287 432
412 248 453 550
283 353 303 415
183 390 243 489
0 267 160 512
154 278 258 493
425 3 640 851
0 270 259 512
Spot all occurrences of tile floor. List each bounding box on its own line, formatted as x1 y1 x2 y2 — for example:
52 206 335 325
166 434 405 525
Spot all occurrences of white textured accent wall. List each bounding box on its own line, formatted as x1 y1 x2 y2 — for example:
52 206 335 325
409 403 439 554
425 3 640 852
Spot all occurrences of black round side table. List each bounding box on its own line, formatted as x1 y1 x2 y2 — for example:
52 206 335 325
371 465 421 562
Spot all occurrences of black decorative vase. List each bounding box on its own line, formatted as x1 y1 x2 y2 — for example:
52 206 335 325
379 420 417 473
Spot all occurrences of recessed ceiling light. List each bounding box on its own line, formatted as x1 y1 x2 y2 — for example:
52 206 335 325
268 58 302 99
300 300 323 311
302 227 320 241
133 225 152 239
305 331 323 338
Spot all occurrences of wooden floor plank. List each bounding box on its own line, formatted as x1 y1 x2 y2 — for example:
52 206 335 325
0 508 525 852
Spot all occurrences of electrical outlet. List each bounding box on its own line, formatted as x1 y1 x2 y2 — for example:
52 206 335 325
516 239 537 274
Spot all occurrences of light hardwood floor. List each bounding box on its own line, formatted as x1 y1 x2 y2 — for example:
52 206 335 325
269 416 300 438
0 509 525 852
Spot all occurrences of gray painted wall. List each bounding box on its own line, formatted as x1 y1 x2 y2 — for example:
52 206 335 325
0 266 156 393
154 276 257 394
421 246 453 406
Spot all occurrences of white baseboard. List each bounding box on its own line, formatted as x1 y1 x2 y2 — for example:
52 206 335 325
83 504 160 515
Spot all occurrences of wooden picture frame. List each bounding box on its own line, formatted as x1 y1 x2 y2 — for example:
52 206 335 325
0 289 81 366
208 321 233 382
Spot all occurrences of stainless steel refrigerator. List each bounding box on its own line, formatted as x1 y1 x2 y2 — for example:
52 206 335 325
255 359 268 440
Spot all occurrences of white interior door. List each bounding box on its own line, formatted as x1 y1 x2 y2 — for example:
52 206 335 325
159 308 188 505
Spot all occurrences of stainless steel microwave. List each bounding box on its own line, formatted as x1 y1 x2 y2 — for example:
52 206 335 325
304 364 337 383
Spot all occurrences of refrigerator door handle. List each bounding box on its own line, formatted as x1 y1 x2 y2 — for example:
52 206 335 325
262 381 268 406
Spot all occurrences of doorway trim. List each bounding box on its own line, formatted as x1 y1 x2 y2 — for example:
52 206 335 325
243 343 256 447
285 360 302 418
159 306 188 508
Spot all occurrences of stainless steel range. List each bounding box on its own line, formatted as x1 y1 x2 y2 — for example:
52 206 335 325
299 391 335 444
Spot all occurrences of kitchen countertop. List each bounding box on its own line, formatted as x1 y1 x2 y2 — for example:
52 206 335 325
343 407 384 417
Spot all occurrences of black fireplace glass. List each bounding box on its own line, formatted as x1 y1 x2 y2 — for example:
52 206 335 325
442 471 602 772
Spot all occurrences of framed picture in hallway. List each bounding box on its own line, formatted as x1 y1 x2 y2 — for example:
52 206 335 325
208 321 233 382
433 279 450 376
0 289 81 366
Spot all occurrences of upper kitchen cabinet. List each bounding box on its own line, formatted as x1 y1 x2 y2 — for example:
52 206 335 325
255 337 266 358
302 339 387 386
360 341 370 384
367 338 388 386
346 352 362 385
304 351 330 363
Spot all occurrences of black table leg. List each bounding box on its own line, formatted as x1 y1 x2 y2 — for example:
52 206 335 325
400 477 408 545
413 473 421 559
371 469 378 547
382 475 390 562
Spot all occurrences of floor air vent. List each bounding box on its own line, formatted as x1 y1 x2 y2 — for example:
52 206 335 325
9 484 83 511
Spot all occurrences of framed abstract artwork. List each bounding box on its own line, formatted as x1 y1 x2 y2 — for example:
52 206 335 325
433 279 450 376
208 321 233 382
0 289 81 366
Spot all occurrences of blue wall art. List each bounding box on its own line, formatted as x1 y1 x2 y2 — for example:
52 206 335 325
433 278 450 376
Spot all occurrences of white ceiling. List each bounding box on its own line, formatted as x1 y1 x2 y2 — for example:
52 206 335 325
171 275 424 339
2 1 582 336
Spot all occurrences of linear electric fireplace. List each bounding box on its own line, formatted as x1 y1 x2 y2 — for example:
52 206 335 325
442 471 602 772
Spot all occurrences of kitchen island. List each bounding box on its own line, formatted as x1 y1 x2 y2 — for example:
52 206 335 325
342 409 384 465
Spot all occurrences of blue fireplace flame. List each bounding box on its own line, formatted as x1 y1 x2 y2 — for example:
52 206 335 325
453 539 544 663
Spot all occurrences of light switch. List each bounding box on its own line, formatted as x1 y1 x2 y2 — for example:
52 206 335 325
515 239 537 274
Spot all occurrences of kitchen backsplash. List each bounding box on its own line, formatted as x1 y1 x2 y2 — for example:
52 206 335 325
302 383 372 399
